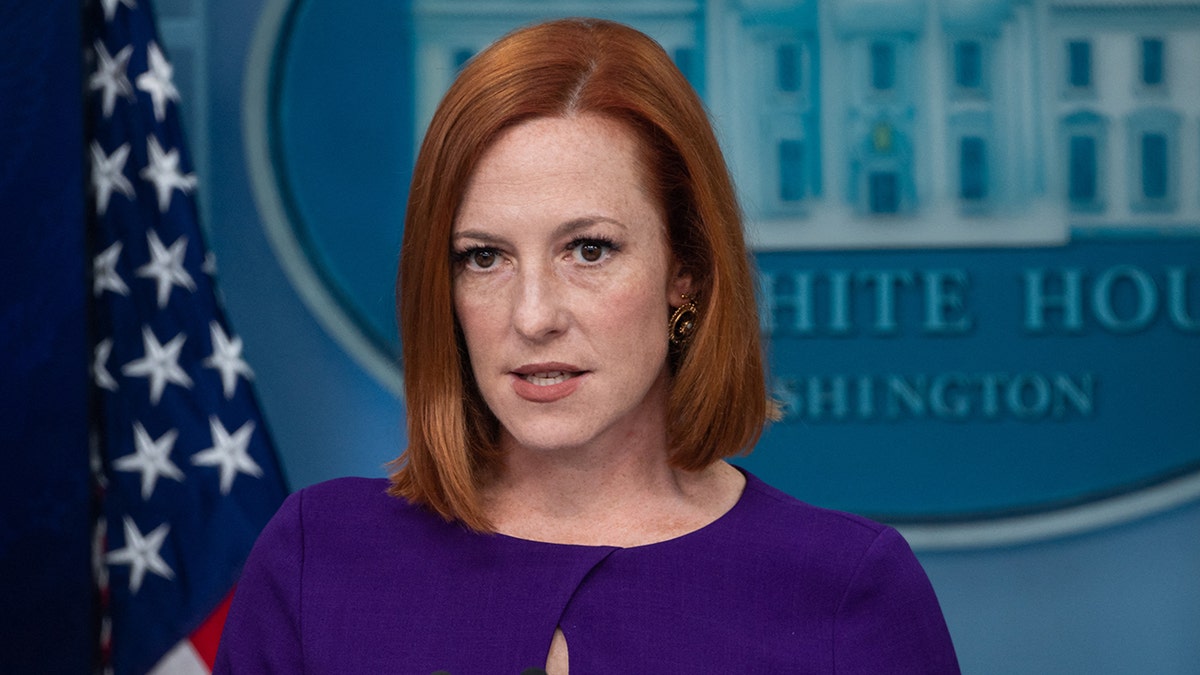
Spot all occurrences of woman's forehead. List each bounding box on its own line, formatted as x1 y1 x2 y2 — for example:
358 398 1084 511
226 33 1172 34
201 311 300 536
454 115 661 232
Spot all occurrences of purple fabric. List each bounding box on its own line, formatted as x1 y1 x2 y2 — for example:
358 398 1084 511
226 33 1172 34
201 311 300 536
215 470 959 673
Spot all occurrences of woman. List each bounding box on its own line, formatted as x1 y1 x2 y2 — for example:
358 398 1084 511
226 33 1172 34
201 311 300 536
217 18 959 674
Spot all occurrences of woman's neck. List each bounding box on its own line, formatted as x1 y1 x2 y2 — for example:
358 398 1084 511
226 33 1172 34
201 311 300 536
482 439 745 547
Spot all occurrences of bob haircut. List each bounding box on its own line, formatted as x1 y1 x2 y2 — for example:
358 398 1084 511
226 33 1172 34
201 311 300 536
390 17 773 531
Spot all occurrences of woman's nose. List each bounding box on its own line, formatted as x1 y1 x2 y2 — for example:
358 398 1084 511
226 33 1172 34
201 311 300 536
511 265 568 342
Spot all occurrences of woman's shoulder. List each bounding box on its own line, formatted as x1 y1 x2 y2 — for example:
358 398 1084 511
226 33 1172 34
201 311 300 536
290 475 393 509
730 473 959 672
738 469 890 538
732 469 916 575
270 476 456 543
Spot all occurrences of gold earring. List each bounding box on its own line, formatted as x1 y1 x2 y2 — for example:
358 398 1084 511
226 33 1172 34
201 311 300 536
669 294 698 346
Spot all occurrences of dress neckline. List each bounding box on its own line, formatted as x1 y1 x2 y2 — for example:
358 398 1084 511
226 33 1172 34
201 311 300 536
486 466 755 551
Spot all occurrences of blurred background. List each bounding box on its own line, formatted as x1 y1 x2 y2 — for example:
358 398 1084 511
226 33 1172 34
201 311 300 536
3 0 1199 672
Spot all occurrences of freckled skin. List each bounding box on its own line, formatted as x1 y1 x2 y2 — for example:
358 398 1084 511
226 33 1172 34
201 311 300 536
452 114 690 459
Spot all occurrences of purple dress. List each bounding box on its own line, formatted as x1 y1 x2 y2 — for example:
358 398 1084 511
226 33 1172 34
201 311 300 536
215 469 959 674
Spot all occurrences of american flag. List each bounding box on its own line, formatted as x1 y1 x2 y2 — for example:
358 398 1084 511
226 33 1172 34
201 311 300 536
84 1 289 673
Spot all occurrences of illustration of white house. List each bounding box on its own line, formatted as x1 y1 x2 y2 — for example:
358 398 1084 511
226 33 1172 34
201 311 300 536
412 0 1200 249
1043 0 1200 229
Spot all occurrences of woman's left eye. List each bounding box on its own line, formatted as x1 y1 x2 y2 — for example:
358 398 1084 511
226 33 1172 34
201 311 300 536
568 238 614 264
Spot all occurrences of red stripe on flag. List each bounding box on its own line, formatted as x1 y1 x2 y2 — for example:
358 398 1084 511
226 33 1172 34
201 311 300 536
189 589 234 669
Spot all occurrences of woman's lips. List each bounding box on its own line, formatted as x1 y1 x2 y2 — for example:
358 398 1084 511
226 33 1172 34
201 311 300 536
510 366 588 403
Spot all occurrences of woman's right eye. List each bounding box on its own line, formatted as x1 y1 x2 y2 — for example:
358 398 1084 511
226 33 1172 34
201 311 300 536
470 249 497 268
455 247 499 270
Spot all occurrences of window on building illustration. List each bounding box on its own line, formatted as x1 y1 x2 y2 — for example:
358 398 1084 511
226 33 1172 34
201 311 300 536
1127 109 1179 211
453 49 474 71
1068 135 1097 203
871 42 895 91
1141 132 1168 199
777 43 801 93
954 40 982 89
960 137 987 201
1067 41 1091 89
1141 38 1164 86
779 140 805 202
869 171 899 213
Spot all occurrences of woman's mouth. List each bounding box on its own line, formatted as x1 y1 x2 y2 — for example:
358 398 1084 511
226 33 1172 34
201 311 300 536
510 366 588 402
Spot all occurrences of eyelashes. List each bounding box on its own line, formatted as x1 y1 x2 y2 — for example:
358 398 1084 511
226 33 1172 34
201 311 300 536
451 236 621 271
451 246 500 270
567 236 618 263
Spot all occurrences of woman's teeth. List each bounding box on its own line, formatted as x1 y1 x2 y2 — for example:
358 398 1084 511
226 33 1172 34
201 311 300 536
523 371 571 386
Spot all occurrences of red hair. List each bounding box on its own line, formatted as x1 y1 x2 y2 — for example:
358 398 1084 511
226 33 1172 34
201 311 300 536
390 18 772 530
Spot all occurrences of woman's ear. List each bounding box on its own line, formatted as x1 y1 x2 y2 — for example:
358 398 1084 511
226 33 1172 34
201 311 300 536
668 261 693 306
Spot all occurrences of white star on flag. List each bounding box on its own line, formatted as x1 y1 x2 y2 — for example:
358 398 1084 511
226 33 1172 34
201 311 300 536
135 42 180 122
136 230 196 309
121 326 193 405
93 241 130 297
192 418 263 495
115 422 186 500
139 135 197 213
100 0 137 22
106 516 174 594
94 338 119 392
90 141 135 216
203 322 254 399
88 40 134 119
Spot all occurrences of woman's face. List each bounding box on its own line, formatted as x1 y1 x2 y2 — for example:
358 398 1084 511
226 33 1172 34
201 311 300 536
452 114 690 456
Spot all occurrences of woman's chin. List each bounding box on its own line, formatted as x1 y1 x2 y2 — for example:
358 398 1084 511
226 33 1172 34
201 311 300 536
500 429 592 456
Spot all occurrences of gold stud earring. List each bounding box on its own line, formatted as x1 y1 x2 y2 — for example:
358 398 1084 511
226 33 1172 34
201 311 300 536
669 294 699 346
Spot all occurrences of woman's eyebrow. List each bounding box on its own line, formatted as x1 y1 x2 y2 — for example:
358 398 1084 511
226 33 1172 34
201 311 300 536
451 229 508 245
453 216 628 245
555 215 628 237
